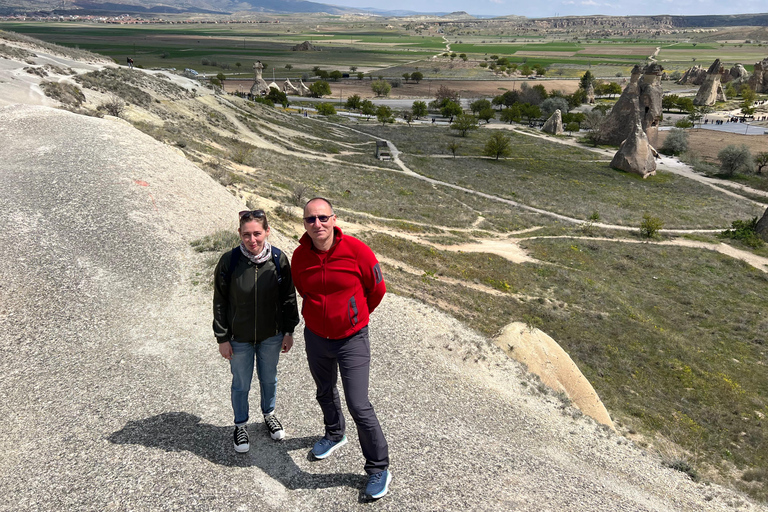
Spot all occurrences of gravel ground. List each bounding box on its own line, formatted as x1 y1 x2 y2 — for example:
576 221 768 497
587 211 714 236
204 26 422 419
1 104 767 511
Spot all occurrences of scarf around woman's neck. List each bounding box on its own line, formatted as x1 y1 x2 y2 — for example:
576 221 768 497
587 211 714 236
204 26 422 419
240 241 272 265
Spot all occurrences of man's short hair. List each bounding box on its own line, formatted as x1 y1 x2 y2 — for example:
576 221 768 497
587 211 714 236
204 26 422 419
304 197 334 213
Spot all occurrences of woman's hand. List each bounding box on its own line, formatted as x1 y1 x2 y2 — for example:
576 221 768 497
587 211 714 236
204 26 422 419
219 341 233 360
282 334 294 353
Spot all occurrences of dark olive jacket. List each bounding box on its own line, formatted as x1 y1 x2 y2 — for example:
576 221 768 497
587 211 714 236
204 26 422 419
212 248 299 344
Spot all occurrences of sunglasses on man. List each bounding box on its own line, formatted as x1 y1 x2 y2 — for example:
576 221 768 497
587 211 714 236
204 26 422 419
304 215 333 224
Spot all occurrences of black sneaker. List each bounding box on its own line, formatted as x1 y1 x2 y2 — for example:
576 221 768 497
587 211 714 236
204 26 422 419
264 413 285 441
233 425 249 453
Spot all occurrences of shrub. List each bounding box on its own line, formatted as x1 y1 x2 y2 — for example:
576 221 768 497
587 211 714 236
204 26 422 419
719 217 764 248
674 119 693 129
660 128 689 156
99 94 126 117
640 213 663 238
190 230 240 253
316 102 336 116
718 144 754 176
40 81 85 106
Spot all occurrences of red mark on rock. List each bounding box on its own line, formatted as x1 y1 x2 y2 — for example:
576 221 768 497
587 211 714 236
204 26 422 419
134 180 149 187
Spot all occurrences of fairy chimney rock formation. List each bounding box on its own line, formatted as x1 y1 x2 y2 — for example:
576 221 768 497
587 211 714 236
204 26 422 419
748 58 768 93
542 109 564 135
677 65 706 85
693 59 726 106
586 82 595 104
610 102 657 179
726 64 749 84
602 64 663 147
249 60 270 96
757 208 768 242
291 41 320 51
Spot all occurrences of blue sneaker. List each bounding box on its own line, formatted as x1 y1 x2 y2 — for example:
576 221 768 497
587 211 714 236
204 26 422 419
365 470 392 499
311 435 348 459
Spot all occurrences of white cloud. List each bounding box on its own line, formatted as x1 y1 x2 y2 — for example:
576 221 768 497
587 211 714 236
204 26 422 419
581 0 599 5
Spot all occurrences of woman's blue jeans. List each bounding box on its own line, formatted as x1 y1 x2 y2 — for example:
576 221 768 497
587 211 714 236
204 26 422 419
229 333 282 425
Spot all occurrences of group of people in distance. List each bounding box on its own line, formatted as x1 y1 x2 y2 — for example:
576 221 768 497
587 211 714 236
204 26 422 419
212 197 392 500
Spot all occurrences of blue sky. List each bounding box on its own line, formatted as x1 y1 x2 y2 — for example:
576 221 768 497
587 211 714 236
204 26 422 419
339 0 767 18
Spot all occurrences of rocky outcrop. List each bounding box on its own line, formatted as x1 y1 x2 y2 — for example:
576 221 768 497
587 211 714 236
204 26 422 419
677 64 706 85
291 41 320 51
693 59 726 106
725 64 749 83
249 60 270 96
757 208 768 242
602 64 663 146
586 82 595 104
496 323 614 429
610 101 657 178
748 57 768 93
541 109 564 135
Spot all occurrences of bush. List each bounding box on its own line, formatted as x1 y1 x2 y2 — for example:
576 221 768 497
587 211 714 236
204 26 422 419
40 81 85 106
674 119 693 129
640 213 663 238
660 128 689 156
719 217 764 248
190 230 241 253
718 144 754 176
540 97 570 118
316 103 336 116
99 94 126 117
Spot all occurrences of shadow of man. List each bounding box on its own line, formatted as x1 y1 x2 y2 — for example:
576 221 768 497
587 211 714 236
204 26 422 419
108 412 364 492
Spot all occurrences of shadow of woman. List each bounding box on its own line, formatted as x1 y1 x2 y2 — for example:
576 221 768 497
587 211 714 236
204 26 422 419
108 412 365 492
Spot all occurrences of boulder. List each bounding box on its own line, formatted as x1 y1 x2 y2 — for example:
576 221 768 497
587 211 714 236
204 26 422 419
602 64 663 147
610 101 657 178
757 208 768 242
748 57 768 93
541 109 564 135
693 59 726 106
725 64 749 84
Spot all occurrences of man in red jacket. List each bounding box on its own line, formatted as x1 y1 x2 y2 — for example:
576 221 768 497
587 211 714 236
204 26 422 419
291 197 391 500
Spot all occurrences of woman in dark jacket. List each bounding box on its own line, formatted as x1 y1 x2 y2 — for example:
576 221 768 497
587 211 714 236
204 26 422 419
213 209 299 453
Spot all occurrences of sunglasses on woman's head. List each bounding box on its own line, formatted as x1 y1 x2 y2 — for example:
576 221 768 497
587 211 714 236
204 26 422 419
304 215 333 224
239 209 265 219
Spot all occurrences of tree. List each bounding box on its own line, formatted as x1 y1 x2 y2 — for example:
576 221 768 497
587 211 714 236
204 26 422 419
470 99 492 113
345 94 362 110
579 70 596 91
308 80 331 98
483 131 512 160
500 105 522 124
493 90 519 109
540 97 569 118
411 71 423 83
718 144 754 176
565 121 580 134
266 88 288 107
216 72 226 83
450 113 479 136
662 94 679 112
412 100 428 119
376 105 394 124
519 103 541 123
349 66 358 73
316 102 336 116
582 109 606 146
676 97 694 113
316 70 330 80
440 100 463 122
285 64 293 71
607 82 622 98
402 72 411 82
459 53 467 61
402 110 413 126
360 99 376 119
357 72 365 80
660 128 689 155
448 141 460 159
371 79 391 97
434 85 459 107
755 152 768 174
478 107 495 124
329 70 343 81
312 66 321 75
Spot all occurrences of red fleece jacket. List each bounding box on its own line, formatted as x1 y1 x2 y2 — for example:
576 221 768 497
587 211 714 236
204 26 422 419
291 227 386 339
